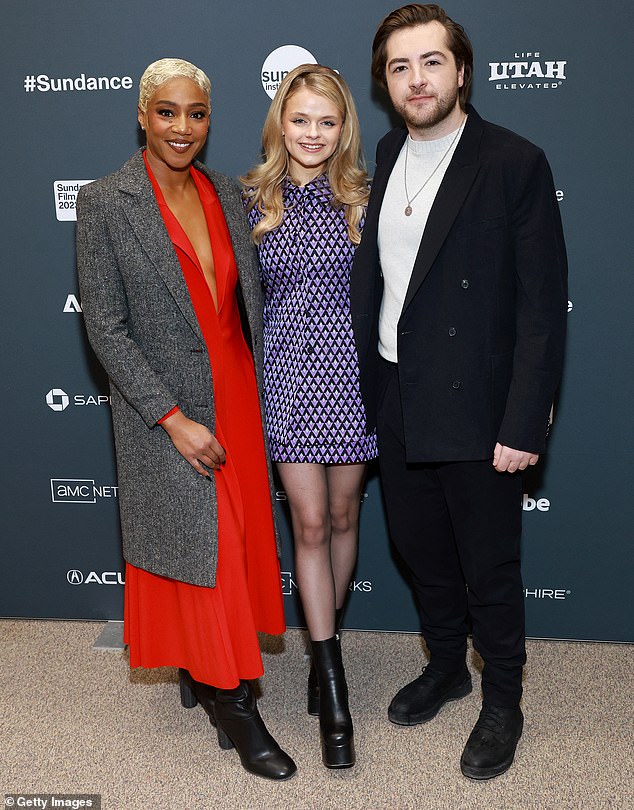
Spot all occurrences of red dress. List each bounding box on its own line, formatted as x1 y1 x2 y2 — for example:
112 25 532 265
123 156 285 689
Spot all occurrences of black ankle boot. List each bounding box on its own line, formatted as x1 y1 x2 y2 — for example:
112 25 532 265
212 681 297 781
307 609 343 716
311 635 355 768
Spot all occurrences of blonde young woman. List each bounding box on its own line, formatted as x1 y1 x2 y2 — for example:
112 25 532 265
76 58 295 780
243 64 377 769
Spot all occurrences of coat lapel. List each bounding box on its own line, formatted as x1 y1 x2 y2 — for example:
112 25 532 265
201 164 260 327
365 131 407 244
116 150 203 341
401 107 483 313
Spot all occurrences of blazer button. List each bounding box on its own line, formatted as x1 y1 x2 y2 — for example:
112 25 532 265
305 343 314 354
448 327 457 337
452 380 461 389
461 279 469 289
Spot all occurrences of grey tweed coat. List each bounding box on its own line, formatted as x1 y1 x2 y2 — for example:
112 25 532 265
75 149 279 588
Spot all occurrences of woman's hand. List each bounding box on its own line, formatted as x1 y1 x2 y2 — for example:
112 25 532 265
160 410 225 476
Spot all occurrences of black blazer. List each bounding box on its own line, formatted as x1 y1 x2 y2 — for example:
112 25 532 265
350 106 568 462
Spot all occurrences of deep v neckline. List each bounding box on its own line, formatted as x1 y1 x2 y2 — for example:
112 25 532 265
144 153 224 313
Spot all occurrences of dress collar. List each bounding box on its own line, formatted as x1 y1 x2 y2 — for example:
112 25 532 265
283 173 332 206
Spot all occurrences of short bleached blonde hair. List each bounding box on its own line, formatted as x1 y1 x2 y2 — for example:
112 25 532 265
138 58 211 112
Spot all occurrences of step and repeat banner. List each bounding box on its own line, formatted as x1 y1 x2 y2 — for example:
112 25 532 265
2 1 632 641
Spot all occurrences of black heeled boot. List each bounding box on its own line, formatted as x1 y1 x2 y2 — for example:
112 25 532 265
311 636 355 768
211 681 297 781
307 609 343 716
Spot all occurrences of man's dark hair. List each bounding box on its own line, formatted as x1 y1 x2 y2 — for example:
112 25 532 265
371 3 473 109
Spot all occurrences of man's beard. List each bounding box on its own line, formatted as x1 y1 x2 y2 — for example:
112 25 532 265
394 85 460 132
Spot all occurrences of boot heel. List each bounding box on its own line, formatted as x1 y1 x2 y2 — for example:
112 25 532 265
307 659 320 715
307 687 320 716
214 721 234 751
178 668 198 708
322 739 356 769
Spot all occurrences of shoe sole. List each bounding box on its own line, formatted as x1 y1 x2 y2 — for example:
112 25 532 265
460 756 514 780
388 678 473 726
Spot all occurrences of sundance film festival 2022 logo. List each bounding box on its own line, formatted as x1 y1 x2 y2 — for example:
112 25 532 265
51 479 118 503
261 45 317 98
46 388 110 411
53 180 93 222
489 51 567 90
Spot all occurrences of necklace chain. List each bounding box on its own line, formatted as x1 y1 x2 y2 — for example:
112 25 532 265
403 116 467 216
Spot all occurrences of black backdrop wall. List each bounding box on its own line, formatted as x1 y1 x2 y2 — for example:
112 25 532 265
2 0 632 642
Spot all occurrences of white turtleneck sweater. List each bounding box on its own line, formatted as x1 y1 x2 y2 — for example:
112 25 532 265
377 121 466 362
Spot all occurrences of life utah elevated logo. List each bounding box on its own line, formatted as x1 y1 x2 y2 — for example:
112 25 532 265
489 51 567 91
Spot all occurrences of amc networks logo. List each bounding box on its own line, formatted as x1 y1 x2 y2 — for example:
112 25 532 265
51 478 118 503
280 571 372 596
281 571 297 596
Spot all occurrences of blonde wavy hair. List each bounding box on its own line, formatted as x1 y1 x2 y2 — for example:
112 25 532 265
242 64 369 245
138 58 210 113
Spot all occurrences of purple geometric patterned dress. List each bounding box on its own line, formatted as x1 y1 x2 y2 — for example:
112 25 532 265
247 174 377 464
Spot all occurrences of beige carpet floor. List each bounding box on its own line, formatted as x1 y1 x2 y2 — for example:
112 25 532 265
1 619 632 809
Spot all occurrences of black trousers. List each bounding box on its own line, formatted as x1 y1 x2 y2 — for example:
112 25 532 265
377 359 526 707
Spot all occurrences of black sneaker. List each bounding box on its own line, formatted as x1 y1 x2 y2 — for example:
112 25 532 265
388 665 472 725
460 703 523 780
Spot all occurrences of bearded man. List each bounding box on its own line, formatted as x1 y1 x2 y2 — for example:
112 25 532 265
350 3 567 779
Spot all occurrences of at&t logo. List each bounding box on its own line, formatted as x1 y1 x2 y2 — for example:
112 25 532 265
489 51 567 90
261 45 317 98
67 569 125 585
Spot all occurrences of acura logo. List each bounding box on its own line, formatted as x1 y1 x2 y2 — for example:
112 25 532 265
67 569 84 585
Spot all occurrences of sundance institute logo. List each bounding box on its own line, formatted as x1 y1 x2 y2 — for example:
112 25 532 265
261 45 317 98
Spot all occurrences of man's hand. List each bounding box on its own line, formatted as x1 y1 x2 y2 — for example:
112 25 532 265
161 410 226 477
493 442 539 474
